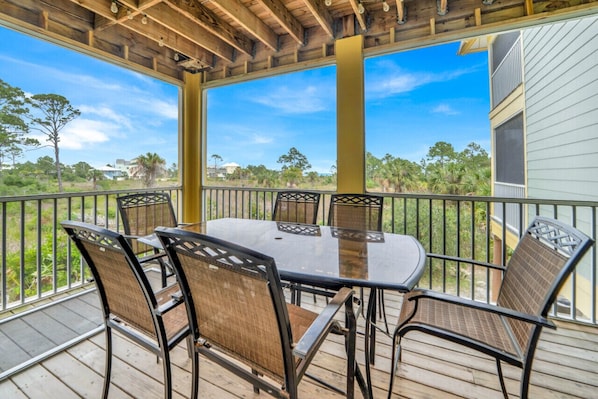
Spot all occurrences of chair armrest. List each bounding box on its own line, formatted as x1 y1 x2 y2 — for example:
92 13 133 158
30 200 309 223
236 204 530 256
407 289 555 329
293 287 354 358
155 289 185 316
137 252 167 264
426 253 507 272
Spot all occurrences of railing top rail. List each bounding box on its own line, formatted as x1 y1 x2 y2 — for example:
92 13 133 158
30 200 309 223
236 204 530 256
202 185 336 195
0 186 183 203
202 186 598 208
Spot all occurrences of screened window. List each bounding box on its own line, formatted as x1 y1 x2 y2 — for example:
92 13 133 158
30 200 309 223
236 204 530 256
495 113 524 184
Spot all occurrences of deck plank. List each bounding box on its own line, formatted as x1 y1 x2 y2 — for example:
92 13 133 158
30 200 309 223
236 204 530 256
0 318 56 358
0 329 30 372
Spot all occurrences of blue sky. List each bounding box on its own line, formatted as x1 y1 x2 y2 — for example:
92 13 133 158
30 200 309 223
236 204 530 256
0 25 490 173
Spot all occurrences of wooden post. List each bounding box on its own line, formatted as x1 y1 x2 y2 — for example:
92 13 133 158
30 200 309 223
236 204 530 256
335 35 365 194
182 72 202 224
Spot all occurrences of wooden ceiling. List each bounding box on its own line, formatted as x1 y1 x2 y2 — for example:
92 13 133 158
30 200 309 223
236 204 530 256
1 0 597 86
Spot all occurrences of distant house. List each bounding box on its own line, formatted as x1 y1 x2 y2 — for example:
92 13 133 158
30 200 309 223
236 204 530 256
207 162 240 179
95 165 126 180
115 158 133 178
222 162 240 175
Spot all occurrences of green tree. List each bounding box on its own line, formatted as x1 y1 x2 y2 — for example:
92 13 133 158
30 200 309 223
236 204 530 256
168 162 178 179
277 147 311 171
36 156 58 177
246 164 279 187
277 147 311 187
71 161 94 180
366 152 384 189
130 152 166 187
0 79 38 171
86 168 105 190
424 141 456 170
210 154 222 169
381 154 422 193
28 94 80 192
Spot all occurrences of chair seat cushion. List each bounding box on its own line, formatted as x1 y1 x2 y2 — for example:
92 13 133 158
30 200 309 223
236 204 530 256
156 284 189 338
287 303 318 342
400 291 519 358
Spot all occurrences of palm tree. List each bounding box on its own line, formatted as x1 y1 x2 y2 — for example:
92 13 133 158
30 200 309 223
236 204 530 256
130 152 165 187
86 169 105 190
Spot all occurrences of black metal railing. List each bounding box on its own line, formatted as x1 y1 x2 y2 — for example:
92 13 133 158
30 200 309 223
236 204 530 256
1 185 596 326
0 187 182 311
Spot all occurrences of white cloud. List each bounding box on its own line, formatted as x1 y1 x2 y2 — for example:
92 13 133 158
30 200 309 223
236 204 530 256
431 103 460 115
252 134 273 144
78 105 133 130
367 61 483 100
252 85 331 114
29 118 111 150
138 97 178 120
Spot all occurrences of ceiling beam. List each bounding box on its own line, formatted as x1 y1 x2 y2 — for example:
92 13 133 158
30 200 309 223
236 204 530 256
302 0 335 38
209 0 279 51
164 0 254 57
348 0 368 31
117 14 215 64
257 0 305 45
145 3 235 62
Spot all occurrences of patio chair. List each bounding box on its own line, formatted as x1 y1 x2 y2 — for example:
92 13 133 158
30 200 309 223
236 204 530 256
272 190 321 224
117 192 181 287
272 191 322 304
156 227 357 399
388 216 594 399
328 193 383 232
328 193 388 335
61 221 190 399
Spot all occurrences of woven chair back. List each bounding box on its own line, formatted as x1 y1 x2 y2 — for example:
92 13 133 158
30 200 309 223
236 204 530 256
497 217 591 351
117 192 177 254
164 232 291 382
67 224 157 338
328 194 383 231
273 191 321 224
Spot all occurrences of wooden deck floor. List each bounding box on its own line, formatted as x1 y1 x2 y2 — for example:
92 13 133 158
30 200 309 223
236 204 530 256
0 282 597 398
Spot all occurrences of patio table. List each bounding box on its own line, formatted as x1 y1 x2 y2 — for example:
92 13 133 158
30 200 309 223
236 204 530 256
143 217 426 398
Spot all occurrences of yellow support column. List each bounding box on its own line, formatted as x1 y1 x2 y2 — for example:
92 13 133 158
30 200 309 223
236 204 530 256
336 35 365 193
181 72 202 223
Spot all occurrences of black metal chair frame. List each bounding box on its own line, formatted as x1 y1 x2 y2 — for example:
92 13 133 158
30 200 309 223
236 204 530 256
272 190 321 224
328 194 388 330
272 191 323 305
116 192 180 287
156 227 359 399
62 221 190 399
389 216 594 399
327 193 384 232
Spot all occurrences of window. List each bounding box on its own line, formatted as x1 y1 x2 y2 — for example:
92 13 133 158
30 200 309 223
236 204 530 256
205 67 337 189
495 113 524 185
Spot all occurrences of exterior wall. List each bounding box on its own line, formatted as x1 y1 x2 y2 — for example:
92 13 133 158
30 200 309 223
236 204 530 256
523 16 598 201
522 16 598 320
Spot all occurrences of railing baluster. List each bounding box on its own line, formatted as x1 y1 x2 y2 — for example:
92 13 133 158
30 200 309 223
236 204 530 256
2 202 7 311
20 201 25 305
37 199 42 299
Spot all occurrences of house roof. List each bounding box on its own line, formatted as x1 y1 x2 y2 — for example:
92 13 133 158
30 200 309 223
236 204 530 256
2 0 597 86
